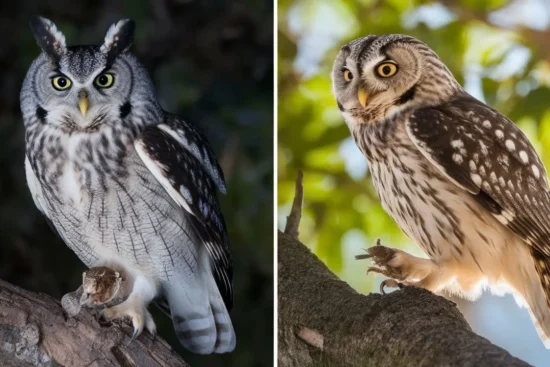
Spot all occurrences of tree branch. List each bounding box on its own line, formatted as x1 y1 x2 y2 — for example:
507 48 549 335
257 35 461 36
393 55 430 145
0 278 187 367
278 173 530 366
284 169 303 239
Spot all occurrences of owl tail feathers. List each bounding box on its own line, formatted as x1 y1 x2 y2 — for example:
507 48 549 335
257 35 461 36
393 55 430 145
165 282 236 354
527 250 550 349
530 310 550 349
524 287 550 349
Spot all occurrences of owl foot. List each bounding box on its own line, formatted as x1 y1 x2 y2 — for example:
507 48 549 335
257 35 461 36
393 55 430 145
102 299 156 343
356 239 439 293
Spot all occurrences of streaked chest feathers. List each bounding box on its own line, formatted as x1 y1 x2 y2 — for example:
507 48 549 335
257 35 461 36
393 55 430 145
352 119 494 261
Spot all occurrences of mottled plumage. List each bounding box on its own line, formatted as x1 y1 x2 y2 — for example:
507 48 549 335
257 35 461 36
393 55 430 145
21 17 235 354
332 34 550 347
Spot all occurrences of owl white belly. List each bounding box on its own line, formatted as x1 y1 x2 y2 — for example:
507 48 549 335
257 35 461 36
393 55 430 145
26 128 199 282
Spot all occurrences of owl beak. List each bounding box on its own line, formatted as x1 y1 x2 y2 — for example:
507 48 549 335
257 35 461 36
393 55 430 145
358 89 369 108
79 90 89 117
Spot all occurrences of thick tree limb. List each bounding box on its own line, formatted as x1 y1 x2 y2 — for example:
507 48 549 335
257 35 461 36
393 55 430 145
0 278 187 367
278 231 530 366
278 172 529 366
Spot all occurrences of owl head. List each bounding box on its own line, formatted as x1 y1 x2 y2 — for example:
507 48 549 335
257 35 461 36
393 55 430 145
332 34 461 126
21 17 162 132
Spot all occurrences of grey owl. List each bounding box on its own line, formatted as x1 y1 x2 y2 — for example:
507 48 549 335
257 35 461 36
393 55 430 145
332 34 550 347
21 17 235 354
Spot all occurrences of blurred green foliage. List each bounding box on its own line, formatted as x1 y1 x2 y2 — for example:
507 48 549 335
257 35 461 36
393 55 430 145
278 0 550 295
0 0 272 366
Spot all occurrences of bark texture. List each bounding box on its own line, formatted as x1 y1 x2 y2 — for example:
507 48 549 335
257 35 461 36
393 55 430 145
0 279 187 367
278 231 531 367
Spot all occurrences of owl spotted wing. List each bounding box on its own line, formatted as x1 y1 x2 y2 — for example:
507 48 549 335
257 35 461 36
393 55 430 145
406 94 550 256
135 114 232 310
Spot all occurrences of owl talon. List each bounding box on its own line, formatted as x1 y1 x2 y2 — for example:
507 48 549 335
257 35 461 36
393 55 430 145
101 299 156 343
380 279 402 295
128 326 141 345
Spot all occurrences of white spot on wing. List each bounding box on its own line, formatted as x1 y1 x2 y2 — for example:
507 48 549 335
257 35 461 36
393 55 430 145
451 139 464 149
497 154 509 167
479 141 489 155
482 120 491 128
495 129 504 139
479 165 486 177
519 150 529 164
471 173 482 186
494 214 509 225
532 164 541 179
453 153 464 164
179 185 193 204
505 139 515 152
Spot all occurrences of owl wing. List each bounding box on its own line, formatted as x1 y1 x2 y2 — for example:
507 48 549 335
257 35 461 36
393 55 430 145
405 94 550 256
25 156 61 237
134 113 232 310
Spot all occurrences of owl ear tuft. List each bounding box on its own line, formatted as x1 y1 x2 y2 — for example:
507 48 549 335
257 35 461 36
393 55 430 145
30 16 67 62
100 19 135 63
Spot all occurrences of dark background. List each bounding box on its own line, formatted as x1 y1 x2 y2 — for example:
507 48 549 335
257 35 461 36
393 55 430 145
0 0 273 366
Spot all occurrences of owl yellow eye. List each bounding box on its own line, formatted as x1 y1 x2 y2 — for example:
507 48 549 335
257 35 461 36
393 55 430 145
95 73 115 88
52 76 72 90
343 69 353 82
376 62 398 77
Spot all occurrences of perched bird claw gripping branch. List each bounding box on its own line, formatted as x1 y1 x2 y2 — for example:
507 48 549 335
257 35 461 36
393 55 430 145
356 240 408 294
62 265 156 342
333 34 550 348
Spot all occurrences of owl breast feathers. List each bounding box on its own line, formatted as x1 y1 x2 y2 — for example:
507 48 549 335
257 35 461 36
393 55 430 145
21 16 235 354
333 34 550 348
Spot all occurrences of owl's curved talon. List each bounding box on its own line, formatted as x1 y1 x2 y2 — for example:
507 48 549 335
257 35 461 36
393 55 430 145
380 279 402 295
101 298 156 344
128 325 141 345
126 308 156 344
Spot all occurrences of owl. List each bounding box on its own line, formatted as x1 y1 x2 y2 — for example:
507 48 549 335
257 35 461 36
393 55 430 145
21 17 235 354
332 34 550 347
